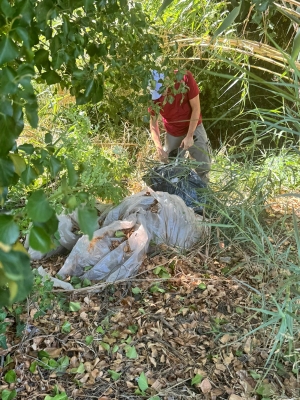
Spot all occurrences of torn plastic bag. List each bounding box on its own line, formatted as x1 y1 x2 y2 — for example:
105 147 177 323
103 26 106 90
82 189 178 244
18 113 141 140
143 164 207 215
57 189 208 282
25 211 81 260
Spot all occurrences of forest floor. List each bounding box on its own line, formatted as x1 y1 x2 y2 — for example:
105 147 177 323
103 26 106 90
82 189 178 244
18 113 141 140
1 195 300 400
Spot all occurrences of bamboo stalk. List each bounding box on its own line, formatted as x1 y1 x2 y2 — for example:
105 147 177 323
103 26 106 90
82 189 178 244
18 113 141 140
167 36 300 71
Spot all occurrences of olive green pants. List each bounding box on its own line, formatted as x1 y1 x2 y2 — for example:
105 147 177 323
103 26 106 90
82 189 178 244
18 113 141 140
163 123 211 183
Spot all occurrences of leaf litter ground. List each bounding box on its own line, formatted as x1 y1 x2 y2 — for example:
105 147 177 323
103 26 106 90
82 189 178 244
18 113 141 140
1 196 300 400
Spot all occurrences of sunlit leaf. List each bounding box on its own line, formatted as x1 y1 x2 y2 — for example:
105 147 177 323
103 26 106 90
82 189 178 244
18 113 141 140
213 4 241 38
26 190 53 222
138 371 148 392
0 215 19 245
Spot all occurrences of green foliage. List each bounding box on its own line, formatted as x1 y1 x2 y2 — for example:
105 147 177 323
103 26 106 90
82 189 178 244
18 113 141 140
0 0 162 305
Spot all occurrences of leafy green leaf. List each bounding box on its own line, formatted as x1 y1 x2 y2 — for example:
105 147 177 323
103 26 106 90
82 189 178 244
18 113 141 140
49 156 62 178
96 326 105 334
100 342 110 352
198 283 207 290
157 0 174 16
138 371 148 392
78 206 98 240
41 70 61 85
1 389 17 400
191 373 203 385
0 36 19 66
69 302 81 312
0 157 15 186
29 361 37 373
0 334 7 349
26 190 53 222
0 215 19 245
132 287 141 294
9 154 26 176
29 225 52 253
21 165 38 185
108 369 121 381
125 345 138 359
213 4 241 37
70 362 85 374
4 369 17 383
115 230 126 238
85 335 94 345
18 143 34 155
66 159 78 187
112 344 119 353
61 321 71 333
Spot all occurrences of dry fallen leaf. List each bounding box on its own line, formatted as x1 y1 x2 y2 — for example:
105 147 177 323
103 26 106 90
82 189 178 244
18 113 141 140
229 395 244 400
200 378 212 393
244 337 252 354
43 347 62 358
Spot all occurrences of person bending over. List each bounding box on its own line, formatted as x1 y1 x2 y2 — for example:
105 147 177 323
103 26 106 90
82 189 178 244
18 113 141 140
149 70 211 184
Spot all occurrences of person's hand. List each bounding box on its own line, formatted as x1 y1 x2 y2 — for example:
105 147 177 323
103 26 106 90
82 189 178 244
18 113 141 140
180 136 194 150
157 148 169 163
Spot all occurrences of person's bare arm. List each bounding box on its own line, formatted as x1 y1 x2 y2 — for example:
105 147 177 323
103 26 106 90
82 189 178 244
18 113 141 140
150 115 168 161
180 95 201 150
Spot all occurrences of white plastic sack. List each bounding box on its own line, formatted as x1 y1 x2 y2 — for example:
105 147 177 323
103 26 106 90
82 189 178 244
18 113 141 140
25 211 81 260
58 189 208 282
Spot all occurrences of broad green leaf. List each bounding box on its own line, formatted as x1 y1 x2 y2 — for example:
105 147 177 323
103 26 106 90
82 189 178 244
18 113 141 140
291 29 300 61
132 287 141 294
70 362 85 374
9 154 26 176
25 103 38 129
198 283 206 290
38 350 50 360
85 335 94 345
21 165 38 185
69 302 81 312
157 0 174 16
1 389 17 400
191 373 203 385
0 215 19 245
78 206 98 240
61 321 71 333
4 369 17 383
0 37 19 66
125 345 138 359
112 344 119 353
138 371 148 392
66 159 78 187
29 361 37 373
108 369 121 381
29 225 52 253
56 356 70 374
45 133 52 144
49 156 62 178
96 326 105 334
26 190 53 222
100 342 110 352
213 4 241 38
115 230 125 238
0 248 33 305
18 143 34 155
41 70 61 85
0 157 15 186
0 334 8 349
34 49 50 70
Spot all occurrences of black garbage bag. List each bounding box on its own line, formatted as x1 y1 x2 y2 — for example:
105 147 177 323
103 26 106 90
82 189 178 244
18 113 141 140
143 163 207 215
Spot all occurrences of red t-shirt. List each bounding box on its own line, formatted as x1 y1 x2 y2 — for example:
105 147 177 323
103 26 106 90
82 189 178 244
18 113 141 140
149 70 202 137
